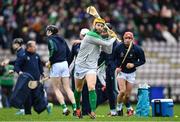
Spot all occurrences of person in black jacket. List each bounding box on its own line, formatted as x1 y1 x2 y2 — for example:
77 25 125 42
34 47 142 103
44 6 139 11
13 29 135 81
45 25 77 116
100 24 119 116
114 32 146 116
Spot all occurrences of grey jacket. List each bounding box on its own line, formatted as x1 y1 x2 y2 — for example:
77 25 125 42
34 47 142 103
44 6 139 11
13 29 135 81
75 34 116 69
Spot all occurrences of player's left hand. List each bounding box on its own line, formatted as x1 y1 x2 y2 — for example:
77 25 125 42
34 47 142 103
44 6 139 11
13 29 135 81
71 39 81 45
1 59 10 66
45 61 51 68
101 85 106 92
116 67 122 74
126 63 134 69
8 70 14 74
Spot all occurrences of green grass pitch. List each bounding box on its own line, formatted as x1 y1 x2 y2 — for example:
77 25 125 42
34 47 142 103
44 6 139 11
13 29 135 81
0 104 180 121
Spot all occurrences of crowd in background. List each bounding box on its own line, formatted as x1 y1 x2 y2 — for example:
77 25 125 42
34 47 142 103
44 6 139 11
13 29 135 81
0 0 180 49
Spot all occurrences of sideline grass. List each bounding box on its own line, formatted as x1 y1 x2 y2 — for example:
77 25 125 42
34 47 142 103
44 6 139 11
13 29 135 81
0 104 179 121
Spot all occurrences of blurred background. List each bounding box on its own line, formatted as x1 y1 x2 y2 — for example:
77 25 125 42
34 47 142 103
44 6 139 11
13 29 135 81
0 0 180 107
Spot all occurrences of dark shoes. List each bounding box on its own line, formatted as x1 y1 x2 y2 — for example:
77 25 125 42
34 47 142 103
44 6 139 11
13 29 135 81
89 112 96 119
75 109 83 118
117 109 123 116
62 109 70 116
127 109 134 116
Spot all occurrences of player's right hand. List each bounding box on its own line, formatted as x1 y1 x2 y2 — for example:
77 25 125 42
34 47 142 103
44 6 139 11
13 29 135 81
126 63 134 69
8 70 14 74
116 67 121 74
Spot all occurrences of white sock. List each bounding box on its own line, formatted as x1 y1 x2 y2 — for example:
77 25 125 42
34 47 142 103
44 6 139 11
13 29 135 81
20 109 25 113
0 95 2 108
63 108 68 113
110 109 117 115
127 106 133 111
117 103 123 111
0 102 2 108
47 103 50 108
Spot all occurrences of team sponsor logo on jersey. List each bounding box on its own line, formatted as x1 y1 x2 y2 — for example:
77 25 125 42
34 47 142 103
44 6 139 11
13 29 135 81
130 53 133 57
27 56 30 60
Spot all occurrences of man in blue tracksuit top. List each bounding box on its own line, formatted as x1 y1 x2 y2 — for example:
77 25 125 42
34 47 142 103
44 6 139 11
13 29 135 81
10 38 25 114
11 38 25 64
13 40 47 114
1 38 24 67
14 41 43 81
114 32 146 116
1 38 25 114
